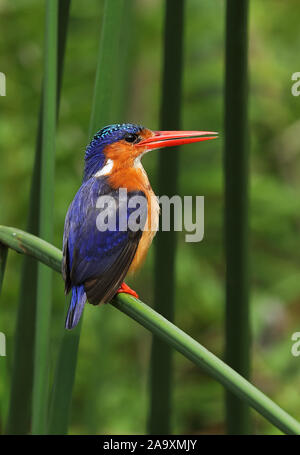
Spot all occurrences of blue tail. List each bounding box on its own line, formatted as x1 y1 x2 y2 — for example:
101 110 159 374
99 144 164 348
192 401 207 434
65 284 87 330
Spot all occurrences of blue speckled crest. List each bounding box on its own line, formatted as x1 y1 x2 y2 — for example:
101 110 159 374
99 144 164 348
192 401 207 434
86 123 144 158
83 123 144 181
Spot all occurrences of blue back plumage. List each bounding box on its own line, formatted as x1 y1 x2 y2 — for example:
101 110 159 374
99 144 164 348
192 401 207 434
83 123 143 181
63 175 147 329
64 177 143 280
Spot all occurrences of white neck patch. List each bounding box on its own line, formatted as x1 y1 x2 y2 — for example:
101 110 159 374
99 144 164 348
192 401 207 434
94 159 114 177
134 156 146 171
134 156 148 181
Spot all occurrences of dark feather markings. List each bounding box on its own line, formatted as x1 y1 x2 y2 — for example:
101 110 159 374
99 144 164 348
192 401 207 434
62 241 71 294
84 230 141 305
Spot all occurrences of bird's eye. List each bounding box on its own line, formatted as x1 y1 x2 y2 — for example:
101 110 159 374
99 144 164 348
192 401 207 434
124 133 138 143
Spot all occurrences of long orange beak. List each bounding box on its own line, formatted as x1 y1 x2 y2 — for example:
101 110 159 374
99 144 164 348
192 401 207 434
137 130 218 151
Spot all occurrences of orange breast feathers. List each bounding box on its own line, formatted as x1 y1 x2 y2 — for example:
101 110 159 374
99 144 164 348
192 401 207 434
106 154 160 274
129 187 159 273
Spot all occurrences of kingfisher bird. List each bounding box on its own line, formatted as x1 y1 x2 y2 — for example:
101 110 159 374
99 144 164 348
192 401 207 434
62 123 217 329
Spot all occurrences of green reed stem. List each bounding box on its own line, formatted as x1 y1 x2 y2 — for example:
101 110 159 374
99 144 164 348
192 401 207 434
89 0 125 136
0 245 8 294
0 243 8 431
32 0 58 434
224 0 250 435
48 309 81 434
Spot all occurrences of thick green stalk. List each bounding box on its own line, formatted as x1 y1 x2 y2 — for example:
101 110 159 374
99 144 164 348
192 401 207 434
48 0 125 434
6 0 70 435
32 0 58 434
89 0 125 136
5 134 41 435
0 244 8 431
0 227 62 272
149 0 185 435
110 0 135 121
48 312 81 434
0 245 8 294
1 225 300 435
224 0 250 434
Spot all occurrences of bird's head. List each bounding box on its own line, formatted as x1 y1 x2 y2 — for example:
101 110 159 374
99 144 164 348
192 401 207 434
84 123 217 181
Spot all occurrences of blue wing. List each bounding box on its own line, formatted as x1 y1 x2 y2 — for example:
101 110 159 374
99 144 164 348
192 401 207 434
62 176 146 328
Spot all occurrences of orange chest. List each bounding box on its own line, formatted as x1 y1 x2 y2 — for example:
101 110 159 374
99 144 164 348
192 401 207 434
107 163 160 273
107 163 150 193
128 188 160 273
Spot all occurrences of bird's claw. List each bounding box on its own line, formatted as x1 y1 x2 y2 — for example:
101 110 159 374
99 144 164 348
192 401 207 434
116 282 139 299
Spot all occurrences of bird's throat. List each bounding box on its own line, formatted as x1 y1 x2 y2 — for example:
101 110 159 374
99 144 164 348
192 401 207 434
107 160 151 193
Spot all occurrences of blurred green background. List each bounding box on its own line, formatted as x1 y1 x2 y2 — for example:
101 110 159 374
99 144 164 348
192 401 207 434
1 0 300 434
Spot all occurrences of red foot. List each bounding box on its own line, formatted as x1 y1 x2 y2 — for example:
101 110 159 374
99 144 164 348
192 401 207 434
116 282 139 299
